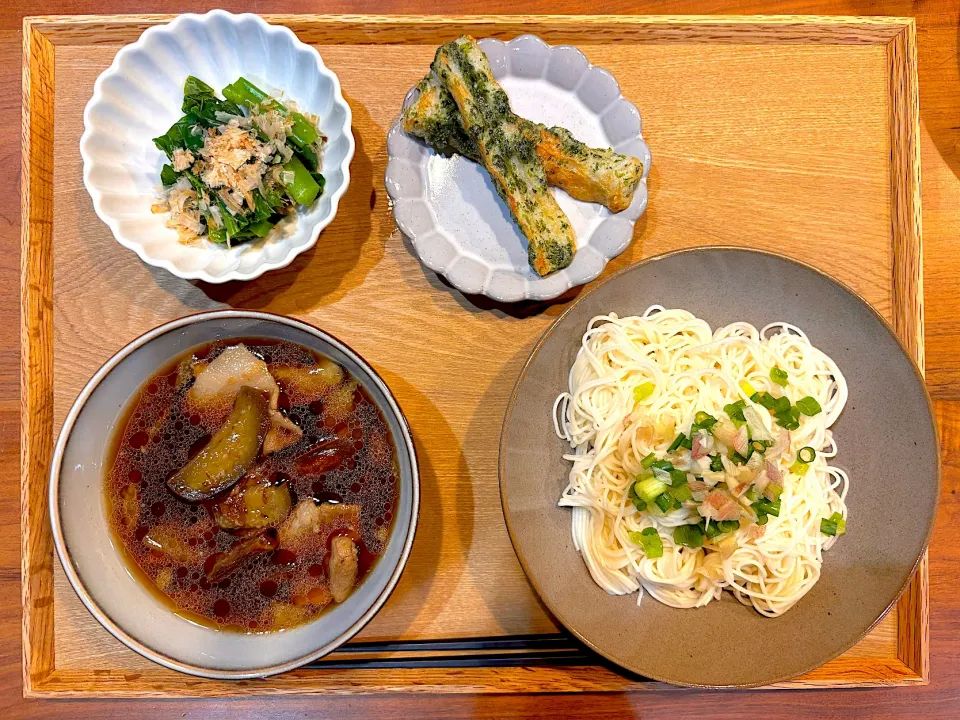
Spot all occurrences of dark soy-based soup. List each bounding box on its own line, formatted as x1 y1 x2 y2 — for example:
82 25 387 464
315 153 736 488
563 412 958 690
105 339 399 632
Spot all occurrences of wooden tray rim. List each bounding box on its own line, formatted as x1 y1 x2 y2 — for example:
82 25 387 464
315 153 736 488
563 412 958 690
21 13 926 697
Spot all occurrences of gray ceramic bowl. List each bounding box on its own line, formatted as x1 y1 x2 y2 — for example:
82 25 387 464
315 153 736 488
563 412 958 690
50 311 419 679
499 247 939 687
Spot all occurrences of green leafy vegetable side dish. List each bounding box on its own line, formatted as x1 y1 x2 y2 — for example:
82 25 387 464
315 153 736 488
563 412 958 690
152 76 326 247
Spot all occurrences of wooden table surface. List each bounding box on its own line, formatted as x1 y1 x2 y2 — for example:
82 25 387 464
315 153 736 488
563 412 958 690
6 1 960 717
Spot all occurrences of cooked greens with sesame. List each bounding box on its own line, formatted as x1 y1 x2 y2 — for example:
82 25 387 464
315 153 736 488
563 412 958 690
152 76 326 247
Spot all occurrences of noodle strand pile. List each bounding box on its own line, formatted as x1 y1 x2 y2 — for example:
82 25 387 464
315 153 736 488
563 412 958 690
554 307 848 617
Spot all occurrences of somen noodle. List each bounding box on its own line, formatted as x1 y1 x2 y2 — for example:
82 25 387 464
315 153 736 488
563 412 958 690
553 306 848 617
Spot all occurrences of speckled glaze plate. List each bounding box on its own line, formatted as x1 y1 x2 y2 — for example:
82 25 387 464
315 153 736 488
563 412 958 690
499 247 939 687
385 35 651 303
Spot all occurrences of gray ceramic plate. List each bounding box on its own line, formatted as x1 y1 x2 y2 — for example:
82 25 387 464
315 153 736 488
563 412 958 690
499 247 939 687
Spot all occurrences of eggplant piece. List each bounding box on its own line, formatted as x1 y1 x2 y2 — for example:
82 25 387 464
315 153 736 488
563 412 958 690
293 435 351 477
329 535 359 603
214 464 293 532
205 529 278 582
167 386 269 502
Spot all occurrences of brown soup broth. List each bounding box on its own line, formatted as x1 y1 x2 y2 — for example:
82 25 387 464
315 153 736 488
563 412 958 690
105 338 399 632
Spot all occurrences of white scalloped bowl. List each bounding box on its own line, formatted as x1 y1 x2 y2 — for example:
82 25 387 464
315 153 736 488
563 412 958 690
385 35 651 303
81 11 355 283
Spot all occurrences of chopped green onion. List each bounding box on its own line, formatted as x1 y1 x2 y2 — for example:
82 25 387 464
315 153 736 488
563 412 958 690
756 512 769 526
633 382 656 402
796 396 823 416
673 524 704 548
654 492 675 513
709 454 724 472
672 495 682 510
751 440 766 454
723 400 747 423
681 434 693 451
754 392 774 409
820 512 845 536
672 483 693 502
798 447 816 463
790 459 809 476
629 527 664 558
774 406 801 431
669 469 688 488
668 433 687 453
641 453 657 469
705 519 740 539
751 497 781 518
632 497 647 512
693 411 718 432
767 483 784 500
770 366 789 387
745 487 758 502
755 392 790 414
650 459 674 471
635 477 669 504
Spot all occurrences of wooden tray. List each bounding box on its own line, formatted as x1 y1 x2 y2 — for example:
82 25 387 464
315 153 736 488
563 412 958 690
21 14 927 696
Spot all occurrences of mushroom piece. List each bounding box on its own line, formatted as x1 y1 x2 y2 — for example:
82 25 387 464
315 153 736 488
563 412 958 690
292 436 352 477
204 530 278 582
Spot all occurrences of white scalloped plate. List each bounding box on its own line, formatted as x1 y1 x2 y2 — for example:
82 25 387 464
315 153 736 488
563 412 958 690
385 35 651 303
80 10 355 283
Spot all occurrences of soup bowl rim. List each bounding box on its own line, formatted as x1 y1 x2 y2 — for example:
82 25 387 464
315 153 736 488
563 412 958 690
48 309 420 679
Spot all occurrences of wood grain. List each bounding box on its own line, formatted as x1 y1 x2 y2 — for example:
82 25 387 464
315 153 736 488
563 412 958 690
18 14 929 697
19 18 55 694
4 1 960 717
887 21 925 371
26 14 915 46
